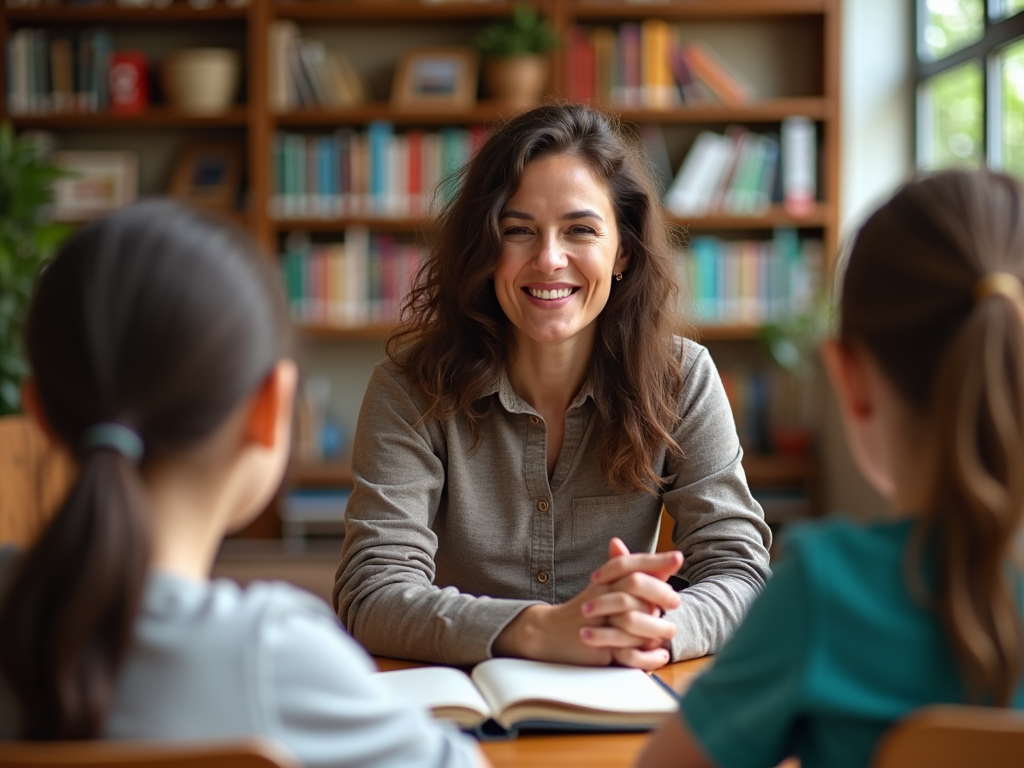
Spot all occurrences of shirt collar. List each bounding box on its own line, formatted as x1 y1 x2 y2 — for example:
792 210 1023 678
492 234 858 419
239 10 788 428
484 368 595 415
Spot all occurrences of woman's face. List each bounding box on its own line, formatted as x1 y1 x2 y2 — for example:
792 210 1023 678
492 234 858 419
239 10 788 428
493 153 629 349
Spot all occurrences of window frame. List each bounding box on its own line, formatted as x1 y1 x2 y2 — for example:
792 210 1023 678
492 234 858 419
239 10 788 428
915 0 1024 169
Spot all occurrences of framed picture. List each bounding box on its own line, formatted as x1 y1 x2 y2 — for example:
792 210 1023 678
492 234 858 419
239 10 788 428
51 151 138 222
169 142 242 210
391 47 479 112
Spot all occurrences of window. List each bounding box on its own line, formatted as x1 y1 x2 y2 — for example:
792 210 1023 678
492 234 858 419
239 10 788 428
916 0 1024 173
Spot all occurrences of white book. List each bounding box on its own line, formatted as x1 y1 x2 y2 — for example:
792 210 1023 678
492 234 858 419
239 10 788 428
344 225 369 326
781 116 816 217
664 131 733 217
378 658 679 737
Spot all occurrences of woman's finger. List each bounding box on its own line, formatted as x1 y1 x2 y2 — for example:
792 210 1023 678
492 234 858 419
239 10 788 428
608 610 677 642
579 625 649 649
592 549 683 585
612 646 672 671
608 572 681 612
581 591 649 619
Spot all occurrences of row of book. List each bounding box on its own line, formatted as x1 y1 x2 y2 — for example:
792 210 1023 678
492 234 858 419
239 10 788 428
271 124 486 220
5 27 111 115
280 228 423 327
680 229 821 326
664 118 817 217
268 20 367 113
720 365 814 458
565 22 752 110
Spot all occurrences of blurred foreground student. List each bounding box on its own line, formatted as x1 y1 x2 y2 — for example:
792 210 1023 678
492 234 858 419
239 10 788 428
638 169 1024 768
0 200 485 768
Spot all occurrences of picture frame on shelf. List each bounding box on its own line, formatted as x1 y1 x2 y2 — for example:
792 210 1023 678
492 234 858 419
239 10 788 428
169 142 242 210
390 47 479 112
51 151 138 222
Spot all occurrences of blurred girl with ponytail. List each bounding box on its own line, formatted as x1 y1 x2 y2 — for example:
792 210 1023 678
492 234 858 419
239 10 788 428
0 200 483 768
638 169 1024 768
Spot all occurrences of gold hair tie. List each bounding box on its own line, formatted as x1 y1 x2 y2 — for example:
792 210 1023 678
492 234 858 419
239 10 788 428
974 272 1024 304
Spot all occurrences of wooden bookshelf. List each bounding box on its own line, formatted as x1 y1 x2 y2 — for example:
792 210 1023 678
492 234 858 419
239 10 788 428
0 0 841 521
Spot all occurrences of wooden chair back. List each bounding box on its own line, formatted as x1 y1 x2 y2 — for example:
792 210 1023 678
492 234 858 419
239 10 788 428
872 705 1024 768
0 414 74 547
0 740 300 768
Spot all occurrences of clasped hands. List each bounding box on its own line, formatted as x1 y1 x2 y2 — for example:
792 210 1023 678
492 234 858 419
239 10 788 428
493 538 683 671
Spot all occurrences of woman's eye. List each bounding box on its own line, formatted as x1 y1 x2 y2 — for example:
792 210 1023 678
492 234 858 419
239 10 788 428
503 226 531 236
568 225 597 236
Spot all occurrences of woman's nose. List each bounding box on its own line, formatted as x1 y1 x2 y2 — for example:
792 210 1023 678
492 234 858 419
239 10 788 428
534 231 569 272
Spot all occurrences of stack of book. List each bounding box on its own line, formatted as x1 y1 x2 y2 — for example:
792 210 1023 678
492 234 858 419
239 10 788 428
5 27 112 115
680 228 821 326
280 227 423 328
565 22 753 109
271 123 487 220
664 117 816 218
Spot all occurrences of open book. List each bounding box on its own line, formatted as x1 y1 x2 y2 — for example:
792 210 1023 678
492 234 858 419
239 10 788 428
377 658 679 738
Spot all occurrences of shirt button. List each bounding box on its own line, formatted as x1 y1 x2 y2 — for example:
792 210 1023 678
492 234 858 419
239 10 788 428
537 571 549 583
537 500 549 512
529 416 540 425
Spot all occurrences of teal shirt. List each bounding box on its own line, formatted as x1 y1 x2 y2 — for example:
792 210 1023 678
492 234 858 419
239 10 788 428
680 518 1024 768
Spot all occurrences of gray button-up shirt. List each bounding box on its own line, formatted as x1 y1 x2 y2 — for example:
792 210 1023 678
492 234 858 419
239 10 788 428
334 339 771 666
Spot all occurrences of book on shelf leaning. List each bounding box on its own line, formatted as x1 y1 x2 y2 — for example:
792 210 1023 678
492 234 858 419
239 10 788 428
377 658 680 739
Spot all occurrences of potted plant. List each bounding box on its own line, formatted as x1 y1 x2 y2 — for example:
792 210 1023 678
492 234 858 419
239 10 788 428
758 289 833 457
474 4 561 108
0 124 71 415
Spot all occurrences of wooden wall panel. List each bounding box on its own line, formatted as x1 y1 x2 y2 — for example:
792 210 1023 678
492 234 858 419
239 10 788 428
0 416 74 548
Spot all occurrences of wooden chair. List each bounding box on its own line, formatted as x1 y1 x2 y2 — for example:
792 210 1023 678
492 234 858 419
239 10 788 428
0 740 300 768
0 414 73 548
872 705 1024 768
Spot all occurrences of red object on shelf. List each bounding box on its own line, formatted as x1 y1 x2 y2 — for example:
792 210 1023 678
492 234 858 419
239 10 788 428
109 52 149 114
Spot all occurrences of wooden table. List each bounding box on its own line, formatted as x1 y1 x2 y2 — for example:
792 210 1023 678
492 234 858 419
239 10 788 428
375 656 712 768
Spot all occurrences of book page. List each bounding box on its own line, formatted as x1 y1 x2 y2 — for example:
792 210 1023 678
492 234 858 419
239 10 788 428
377 666 491 729
471 658 677 728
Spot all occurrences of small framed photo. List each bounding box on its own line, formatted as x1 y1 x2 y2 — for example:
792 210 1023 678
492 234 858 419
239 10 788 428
51 151 138 221
391 47 479 112
169 142 242 210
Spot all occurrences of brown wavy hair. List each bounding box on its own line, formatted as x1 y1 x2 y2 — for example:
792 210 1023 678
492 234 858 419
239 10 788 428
840 169 1024 705
0 200 290 739
389 103 689 492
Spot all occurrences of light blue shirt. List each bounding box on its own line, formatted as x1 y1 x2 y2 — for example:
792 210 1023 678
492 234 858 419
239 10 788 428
0 547 477 768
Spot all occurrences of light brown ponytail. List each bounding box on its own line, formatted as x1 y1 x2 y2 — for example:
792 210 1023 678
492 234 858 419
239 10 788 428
0 200 290 738
840 170 1024 706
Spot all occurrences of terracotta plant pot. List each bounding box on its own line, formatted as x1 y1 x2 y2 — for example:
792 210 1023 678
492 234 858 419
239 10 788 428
162 48 240 115
483 54 548 108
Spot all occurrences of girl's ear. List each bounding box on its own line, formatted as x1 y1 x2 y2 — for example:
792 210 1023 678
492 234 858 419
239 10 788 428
20 377 59 444
244 360 298 449
821 339 873 420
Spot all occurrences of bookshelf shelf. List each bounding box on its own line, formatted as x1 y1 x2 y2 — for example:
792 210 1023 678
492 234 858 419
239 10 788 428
288 461 354 488
274 102 519 127
4 6 249 24
612 98 829 124
571 0 827 21
671 205 831 231
273 1 519 23
8 107 250 129
296 323 396 341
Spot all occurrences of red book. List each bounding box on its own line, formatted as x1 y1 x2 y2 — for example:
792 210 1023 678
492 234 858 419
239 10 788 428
681 42 752 107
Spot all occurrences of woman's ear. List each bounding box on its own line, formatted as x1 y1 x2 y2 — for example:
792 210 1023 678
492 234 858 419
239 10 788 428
614 246 630 276
244 360 298 449
820 339 872 420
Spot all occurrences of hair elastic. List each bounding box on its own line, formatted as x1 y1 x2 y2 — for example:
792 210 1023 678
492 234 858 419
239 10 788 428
974 272 1024 304
80 422 144 463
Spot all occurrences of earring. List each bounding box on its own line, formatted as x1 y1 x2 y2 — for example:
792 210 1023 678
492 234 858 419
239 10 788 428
614 272 623 282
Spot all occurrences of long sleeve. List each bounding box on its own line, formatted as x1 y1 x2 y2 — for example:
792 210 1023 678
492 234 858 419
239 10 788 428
333 364 543 666
662 344 773 659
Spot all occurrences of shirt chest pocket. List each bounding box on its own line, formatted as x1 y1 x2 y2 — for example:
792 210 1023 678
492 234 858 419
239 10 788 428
568 492 665 577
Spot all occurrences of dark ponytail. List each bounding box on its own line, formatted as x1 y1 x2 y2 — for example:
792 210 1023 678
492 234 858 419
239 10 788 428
0 200 290 738
840 170 1024 705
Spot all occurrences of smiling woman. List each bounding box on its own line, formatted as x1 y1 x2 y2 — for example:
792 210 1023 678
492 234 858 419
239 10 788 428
333 103 772 670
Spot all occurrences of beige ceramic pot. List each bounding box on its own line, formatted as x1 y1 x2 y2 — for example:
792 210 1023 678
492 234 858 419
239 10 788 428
483 54 548 108
163 48 240 114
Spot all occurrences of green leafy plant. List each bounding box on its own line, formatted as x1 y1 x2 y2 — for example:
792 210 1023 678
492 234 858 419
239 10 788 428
0 123 71 415
474 4 561 58
758 289 834 377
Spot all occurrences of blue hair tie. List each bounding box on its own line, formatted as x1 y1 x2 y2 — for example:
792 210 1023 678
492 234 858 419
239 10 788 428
80 423 144 464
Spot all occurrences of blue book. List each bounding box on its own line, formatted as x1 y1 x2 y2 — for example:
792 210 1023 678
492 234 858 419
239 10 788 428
367 120 393 216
